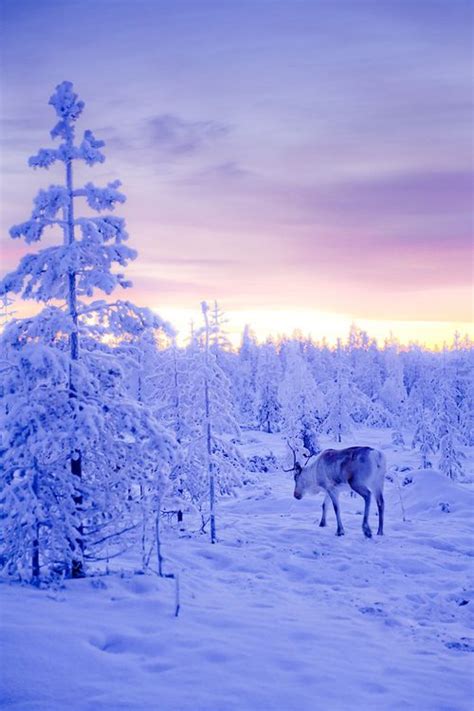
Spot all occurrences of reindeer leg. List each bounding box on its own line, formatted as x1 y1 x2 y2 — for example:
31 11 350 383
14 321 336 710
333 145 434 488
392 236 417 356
319 495 329 527
327 489 344 536
376 492 384 535
350 481 372 538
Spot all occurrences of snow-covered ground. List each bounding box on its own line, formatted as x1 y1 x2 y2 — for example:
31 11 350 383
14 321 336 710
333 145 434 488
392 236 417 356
1 431 473 711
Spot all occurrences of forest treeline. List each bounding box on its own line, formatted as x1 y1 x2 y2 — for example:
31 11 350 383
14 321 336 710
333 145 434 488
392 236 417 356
0 82 472 584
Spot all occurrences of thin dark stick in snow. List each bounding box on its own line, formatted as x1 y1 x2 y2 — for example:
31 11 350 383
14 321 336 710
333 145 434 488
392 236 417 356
152 569 181 617
199 515 210 534
174 573 180 618
156 511 164 577
140 484 149 572
152 521 181 617
143 538 155 572
105 538 110 576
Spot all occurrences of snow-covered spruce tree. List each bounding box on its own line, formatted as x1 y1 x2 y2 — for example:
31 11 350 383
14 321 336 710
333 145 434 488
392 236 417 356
440 343 474 447
433 356 462 440
379 341 407 435
90 318 177 572
0 340 77 581
210 300 232 353
140 336 198 552
145 308 246 539
279 341 322 456
0 82 174 582
234 325 259 428
406 361 437 468
255 341 282 433
429 354 466 480
438 432 465 480
0 312 175 582
144 336 208 529
182 303 246 540
411 408 437 469
403 345 435 400
347 325 384 402
322 341 354 443
305 337 333 390
456 359 474 448
166 341 211 519
208 301 241 418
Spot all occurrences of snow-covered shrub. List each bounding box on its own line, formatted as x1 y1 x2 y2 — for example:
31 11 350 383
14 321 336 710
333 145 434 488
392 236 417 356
438 433 465 481
247 452 278 473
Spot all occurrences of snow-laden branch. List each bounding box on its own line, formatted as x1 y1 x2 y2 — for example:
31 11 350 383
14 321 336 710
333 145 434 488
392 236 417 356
74 181 126 212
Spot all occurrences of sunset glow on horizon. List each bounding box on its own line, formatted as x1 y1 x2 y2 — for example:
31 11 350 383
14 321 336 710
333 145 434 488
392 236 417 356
155 306 473 350
1 0 472 347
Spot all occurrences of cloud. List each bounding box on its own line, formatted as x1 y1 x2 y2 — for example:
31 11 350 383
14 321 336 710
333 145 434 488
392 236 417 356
180 161 252 187
147 113 230 155
319 170 474 221
0 117 44 132
154 256 240 267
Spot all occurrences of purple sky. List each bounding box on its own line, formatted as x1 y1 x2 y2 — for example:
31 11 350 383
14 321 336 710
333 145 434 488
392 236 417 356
1 0 472 344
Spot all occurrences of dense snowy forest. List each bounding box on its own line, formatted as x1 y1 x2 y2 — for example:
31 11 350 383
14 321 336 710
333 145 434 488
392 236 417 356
1 83 473 711
0 82 472 584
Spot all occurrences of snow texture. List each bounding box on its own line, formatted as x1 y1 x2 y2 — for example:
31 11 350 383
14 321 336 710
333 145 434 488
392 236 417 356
1 429 473 711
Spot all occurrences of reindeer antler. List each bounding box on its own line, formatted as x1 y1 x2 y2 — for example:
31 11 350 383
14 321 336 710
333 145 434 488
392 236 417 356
302 452 316 468
282 441 298 472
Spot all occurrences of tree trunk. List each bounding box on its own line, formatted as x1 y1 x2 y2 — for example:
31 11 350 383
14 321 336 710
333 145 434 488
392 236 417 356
31 468 40 585
202 303 216 544
71 452 84 578
65 147 84 578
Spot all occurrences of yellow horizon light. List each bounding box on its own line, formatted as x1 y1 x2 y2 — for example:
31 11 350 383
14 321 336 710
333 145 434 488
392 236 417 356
155 306 474 350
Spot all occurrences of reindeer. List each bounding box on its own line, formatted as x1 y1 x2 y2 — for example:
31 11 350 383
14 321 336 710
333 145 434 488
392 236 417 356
285 444 386 537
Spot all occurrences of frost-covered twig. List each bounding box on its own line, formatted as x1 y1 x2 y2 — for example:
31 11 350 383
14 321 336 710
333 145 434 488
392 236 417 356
89 522 139 548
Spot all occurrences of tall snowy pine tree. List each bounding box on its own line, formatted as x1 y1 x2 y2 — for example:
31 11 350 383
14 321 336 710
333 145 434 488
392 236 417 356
0 82 174 582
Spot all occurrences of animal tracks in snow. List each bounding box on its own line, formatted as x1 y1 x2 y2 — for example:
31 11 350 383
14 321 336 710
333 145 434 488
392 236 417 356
90 632 168 658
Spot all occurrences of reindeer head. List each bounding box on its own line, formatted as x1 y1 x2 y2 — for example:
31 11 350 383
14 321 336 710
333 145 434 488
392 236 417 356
283 442 313 500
